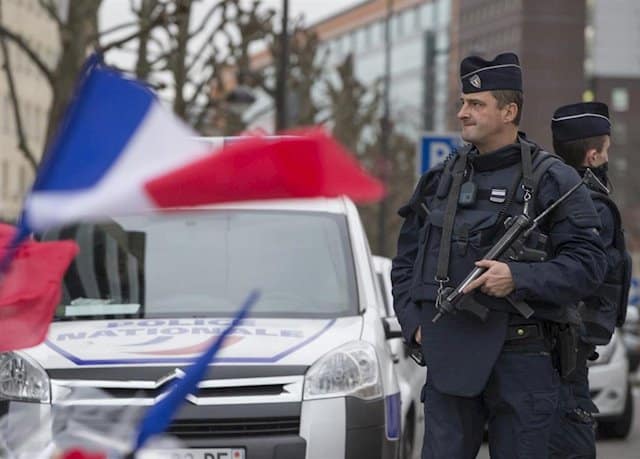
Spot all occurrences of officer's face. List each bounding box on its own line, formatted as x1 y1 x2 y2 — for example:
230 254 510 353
457 92 513 146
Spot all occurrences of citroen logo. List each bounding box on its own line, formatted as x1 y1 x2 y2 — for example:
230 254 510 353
155 368 185 388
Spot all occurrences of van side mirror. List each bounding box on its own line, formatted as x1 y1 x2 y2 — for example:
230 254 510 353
382 316 402 340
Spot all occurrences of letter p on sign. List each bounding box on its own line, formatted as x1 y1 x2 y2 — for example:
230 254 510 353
417 133 464 177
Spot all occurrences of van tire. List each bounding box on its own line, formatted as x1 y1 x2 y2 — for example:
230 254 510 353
598 383 634 439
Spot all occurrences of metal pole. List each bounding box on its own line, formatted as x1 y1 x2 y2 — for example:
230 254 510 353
377 0 392 254
276 0 289 131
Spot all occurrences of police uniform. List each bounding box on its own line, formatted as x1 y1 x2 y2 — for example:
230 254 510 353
392 54 608 459
548 103 632 459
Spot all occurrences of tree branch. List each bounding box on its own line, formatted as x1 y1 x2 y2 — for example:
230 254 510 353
187 1 223 40
38 0 63 28
96 19 139 39
186 70 214 108
98 7 168 54
0 24 53 85
185 28 217 75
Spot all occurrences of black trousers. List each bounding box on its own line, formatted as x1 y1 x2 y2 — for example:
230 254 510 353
421 321 560 459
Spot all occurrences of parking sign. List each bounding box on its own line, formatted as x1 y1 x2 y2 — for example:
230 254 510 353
417 132 464 177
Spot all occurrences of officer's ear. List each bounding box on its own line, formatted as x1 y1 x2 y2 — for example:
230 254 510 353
585 147 599 167
502 102 518 125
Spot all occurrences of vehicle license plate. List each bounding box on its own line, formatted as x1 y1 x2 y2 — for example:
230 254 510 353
139 448 246 459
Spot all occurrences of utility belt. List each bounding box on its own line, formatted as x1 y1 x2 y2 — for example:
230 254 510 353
504 316 578 380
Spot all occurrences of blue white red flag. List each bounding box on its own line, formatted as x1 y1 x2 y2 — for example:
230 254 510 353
22 56 212 233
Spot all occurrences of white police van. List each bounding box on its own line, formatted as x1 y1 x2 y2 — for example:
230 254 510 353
0 198 403 459
588 329 634 438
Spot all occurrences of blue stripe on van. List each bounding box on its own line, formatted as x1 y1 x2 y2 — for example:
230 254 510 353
385 392 401 440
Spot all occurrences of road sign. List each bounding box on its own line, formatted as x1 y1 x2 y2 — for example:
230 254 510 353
417 132 464 177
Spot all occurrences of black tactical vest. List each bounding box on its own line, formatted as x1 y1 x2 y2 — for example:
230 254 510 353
579 189 632 345
408 142 562 319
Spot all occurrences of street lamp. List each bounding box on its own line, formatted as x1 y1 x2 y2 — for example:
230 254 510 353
275 0 289 131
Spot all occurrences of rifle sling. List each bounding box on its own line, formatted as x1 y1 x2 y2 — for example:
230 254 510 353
435 152 468 283
519 138 535 192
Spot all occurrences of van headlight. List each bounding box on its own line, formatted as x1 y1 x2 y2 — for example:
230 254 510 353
0 352 50 403
303 341 382 400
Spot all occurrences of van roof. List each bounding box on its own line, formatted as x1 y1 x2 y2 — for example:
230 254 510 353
169 196 352 214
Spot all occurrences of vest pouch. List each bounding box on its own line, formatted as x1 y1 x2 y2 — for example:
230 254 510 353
412 208 501 303
452 209 503 267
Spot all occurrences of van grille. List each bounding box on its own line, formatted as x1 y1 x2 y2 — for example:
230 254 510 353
101 383 287 399
166 417 300 438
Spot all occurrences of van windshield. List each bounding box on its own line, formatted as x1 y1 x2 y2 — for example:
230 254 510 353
40 209 358 320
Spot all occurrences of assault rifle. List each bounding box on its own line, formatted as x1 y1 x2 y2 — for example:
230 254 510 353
432 168 608 323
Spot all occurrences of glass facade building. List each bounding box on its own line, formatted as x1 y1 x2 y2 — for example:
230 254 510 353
315 0 452 138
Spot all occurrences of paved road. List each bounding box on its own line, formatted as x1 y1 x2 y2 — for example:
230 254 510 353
477 387 640 458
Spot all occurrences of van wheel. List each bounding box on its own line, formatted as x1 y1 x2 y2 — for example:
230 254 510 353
598 383 634 439
398 407 415 459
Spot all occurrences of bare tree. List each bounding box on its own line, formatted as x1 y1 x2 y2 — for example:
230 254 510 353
267 25 326 128
324 54 380 154
361 130 416 257
321 52 417 255
180 0 275 134
0 0 169 171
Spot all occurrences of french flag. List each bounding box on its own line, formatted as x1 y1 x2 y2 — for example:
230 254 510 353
20 55 384 237
22 55 213 234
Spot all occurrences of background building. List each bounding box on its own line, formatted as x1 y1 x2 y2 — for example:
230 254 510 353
300 0 640 250
448 0 586 149
0 0 60 221
313 0 452 137
588 0 640 250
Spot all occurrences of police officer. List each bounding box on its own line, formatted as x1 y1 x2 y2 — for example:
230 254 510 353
548 102 632 458
392 52 608 458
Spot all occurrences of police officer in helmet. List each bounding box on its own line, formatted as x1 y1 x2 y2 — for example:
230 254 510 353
549 102 632 458
392 52 607 458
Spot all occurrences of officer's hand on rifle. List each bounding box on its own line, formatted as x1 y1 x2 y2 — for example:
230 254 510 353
462 260 515 297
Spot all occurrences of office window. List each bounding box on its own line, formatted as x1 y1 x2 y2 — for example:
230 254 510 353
612 121 628 144
333 37 342 56
611 88 629 112
395 12 404 39
342 34 351 54
380 19 386 41
364 24 372 49
358 27 368 52
421 2 433 29
352 29 360 53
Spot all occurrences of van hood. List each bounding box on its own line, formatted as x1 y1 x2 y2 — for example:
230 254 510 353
23 316 363 370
